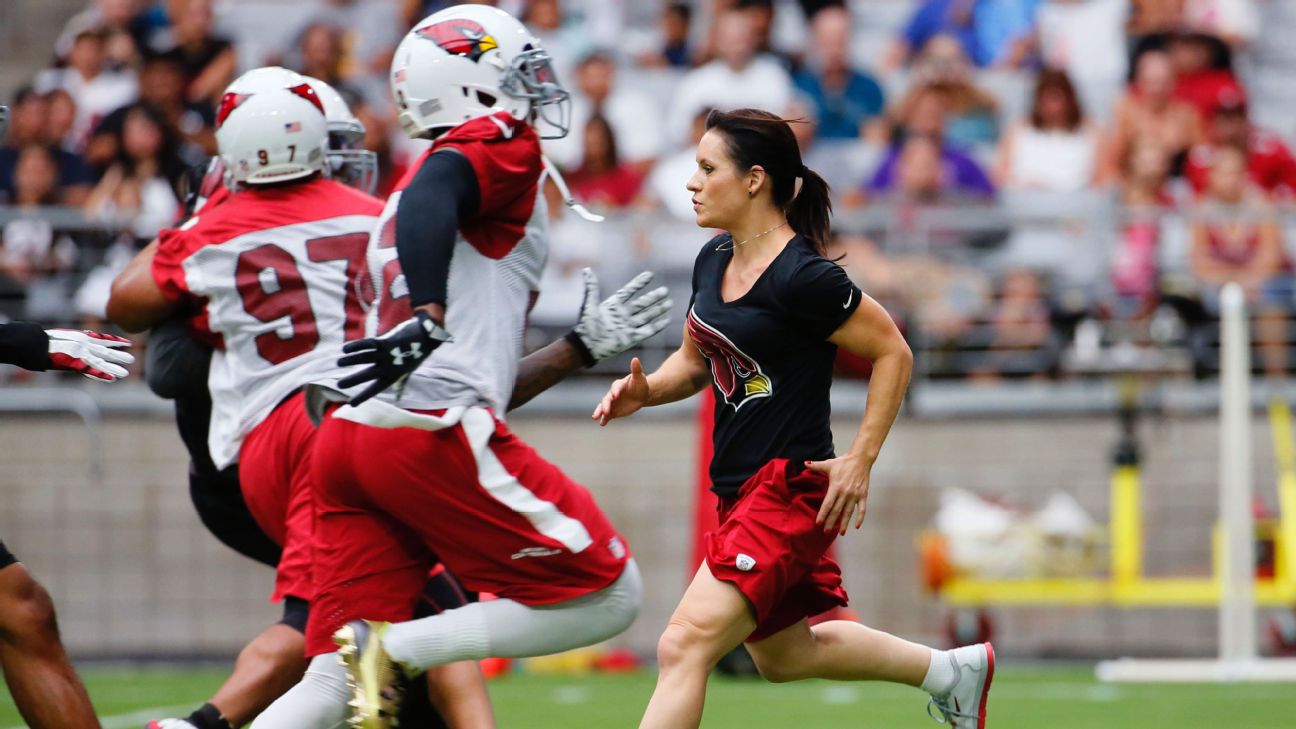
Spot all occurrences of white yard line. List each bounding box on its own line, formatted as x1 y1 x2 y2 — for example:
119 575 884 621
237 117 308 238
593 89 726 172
550 685 593 704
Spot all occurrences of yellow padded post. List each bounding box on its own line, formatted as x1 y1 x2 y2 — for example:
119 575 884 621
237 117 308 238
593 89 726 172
1269 398 1296 588
1111 465 1142 585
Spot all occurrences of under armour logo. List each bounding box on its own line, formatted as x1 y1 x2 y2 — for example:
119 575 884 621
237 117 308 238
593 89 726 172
390 342 422 366
736 554 756 572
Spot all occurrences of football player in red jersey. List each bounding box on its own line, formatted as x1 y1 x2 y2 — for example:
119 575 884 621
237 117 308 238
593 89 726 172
595 110 993 729
250 6 671 728
0 318 131 729
107 68 495 729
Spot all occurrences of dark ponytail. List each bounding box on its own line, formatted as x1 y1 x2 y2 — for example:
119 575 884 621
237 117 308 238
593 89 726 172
705 108 834 255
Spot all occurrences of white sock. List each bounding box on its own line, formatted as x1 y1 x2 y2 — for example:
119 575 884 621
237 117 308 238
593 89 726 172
249 653 350 729
920 648 959 696
383 602 493 671
383 560 642 672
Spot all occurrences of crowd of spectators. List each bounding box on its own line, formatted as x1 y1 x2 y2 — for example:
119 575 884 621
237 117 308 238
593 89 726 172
1 0 1292 381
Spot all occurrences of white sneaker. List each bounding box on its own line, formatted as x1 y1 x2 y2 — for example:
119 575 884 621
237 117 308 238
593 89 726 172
927 642 994 728
145 721 198 729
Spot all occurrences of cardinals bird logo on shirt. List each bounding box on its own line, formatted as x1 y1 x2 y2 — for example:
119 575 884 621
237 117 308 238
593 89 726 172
416 19 499 63
687 307 772 410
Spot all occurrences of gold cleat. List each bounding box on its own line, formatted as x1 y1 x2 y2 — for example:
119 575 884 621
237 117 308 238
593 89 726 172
334 620 405 729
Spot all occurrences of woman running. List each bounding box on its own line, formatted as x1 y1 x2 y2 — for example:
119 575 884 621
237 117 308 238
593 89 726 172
594 108 994 729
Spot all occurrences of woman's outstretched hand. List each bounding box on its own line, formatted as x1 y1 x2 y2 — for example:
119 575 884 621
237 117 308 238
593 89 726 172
593 357 650 426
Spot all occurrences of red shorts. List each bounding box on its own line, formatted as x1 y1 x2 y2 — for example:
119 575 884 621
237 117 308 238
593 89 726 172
238 391 316 603
706 458 849 643
305 405 630 656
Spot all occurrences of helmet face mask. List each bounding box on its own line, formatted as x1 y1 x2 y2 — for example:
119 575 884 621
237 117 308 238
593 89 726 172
499 45 571 139
391 6 572 141
326 141 379 195
307 76 380 195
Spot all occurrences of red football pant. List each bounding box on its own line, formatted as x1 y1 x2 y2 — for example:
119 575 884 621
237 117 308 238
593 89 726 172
305 406 629 656
239 391 316 602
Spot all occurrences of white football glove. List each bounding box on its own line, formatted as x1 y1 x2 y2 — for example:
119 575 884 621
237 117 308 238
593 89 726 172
45 329 135 382
566 269 672 365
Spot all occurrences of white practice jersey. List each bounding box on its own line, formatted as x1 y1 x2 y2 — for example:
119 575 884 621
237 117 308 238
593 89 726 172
152 177 383 467
357 114 548 416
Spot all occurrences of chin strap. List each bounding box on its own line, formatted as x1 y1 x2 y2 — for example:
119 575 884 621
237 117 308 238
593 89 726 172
541 154 605 222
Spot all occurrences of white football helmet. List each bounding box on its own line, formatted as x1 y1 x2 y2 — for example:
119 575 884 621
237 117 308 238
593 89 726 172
391 5 570 140
304 76 379 195
215 67 329 187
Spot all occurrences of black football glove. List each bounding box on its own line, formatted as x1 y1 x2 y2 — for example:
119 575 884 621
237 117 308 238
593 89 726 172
337 310 453 406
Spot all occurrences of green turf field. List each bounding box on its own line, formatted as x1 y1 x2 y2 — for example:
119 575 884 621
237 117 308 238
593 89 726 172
0 665 1288 728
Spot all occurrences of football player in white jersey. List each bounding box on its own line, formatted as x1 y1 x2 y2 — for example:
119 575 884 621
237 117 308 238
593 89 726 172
107 68 495 729
251 6 671 728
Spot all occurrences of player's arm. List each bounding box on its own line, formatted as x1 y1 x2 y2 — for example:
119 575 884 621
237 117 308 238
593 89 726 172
828 292 912 466
808 291 912 535
106 240 178 333
145 316 212 399
0 321 134 381
592 324 710 425
508 339 586 411
508 269 672 411
337 150 477 405
398 150 480 325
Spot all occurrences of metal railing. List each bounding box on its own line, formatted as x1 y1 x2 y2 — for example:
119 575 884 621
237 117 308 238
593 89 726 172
7 199 1296 383
0 387 104 484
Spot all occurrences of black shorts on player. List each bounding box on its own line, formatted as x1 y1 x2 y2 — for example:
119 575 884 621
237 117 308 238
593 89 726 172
148 317 282 568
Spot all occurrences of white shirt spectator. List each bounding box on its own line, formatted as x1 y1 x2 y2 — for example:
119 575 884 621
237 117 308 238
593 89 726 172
34 67 137 153
1 218 56 273
1002 125 1099 192
1038 0 1128 85
1185 0 1260 44
645 147 699 223
666 56 793 145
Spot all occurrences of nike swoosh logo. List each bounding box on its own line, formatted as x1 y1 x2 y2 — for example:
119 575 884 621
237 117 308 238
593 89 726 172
842 290 854 309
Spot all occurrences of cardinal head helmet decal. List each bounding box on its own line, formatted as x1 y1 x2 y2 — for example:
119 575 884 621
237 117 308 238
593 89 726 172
415 19 499 63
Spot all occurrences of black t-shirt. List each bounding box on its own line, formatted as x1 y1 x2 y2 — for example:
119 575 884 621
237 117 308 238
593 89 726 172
688 233 861 497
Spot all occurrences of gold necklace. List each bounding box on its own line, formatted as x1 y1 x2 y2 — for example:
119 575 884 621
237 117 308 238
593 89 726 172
715 221 787 251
